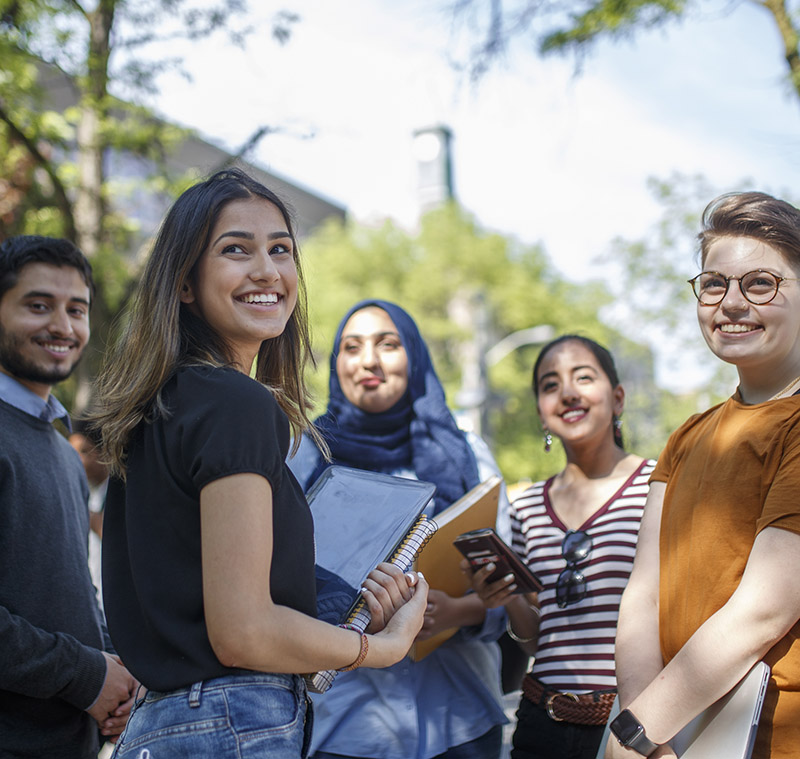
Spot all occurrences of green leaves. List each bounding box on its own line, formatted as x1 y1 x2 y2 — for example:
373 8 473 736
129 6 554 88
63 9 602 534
0 0 259 412
450 0 800 107
302 203 627 483
540 0 688 54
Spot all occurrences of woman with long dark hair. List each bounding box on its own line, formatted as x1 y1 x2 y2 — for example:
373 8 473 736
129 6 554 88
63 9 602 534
92 170 427 758
469 335 654 759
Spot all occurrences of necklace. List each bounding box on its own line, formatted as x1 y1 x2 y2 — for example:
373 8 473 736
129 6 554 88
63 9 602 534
769 375 800 400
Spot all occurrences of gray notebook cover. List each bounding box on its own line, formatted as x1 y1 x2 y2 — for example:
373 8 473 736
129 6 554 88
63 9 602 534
598 662 770 759
307 465 435 625
672 662 770 759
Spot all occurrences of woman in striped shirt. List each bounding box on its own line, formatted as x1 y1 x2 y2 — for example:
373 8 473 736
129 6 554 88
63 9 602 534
469 335 655 759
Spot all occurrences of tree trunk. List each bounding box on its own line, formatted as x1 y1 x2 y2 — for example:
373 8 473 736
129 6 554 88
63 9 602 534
74 0 115 259
73 0 116 413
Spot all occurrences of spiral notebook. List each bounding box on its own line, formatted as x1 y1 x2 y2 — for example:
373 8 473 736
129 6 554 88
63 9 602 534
303 465 438 693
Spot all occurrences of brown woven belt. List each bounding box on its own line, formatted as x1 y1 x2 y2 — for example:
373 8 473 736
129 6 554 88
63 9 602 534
522 674 616 726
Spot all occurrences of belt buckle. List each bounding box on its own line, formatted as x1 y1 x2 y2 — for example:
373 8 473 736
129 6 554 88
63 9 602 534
545 691 580 722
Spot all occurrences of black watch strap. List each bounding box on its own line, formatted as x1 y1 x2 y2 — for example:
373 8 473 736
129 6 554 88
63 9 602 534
610 708 660 756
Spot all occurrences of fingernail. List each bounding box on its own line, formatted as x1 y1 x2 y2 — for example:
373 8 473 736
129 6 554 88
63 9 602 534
486 563 495 572
504 574 515 583
361 587 368 594
417 572 425 579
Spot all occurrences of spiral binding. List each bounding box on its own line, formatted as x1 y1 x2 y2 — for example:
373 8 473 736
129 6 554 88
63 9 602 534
306 515 439 693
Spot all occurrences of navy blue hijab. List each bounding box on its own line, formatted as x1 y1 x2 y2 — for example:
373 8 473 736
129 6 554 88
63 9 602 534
310 300 481 516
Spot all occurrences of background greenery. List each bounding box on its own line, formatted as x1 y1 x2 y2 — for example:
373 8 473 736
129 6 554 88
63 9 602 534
4 0 779 485
300 201 705 484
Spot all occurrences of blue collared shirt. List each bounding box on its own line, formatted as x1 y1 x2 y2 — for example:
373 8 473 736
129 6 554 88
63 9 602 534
0 372 72 430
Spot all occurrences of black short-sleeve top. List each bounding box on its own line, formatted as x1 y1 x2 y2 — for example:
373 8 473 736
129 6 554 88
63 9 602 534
102 366 317 691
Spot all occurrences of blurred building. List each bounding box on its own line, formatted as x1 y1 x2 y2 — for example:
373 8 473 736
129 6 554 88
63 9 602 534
34 64 346 254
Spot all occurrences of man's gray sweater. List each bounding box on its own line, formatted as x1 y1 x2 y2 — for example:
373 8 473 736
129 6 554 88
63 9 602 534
0 399 107 758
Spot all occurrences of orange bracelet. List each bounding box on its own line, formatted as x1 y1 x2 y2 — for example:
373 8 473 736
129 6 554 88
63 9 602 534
338 631 369 672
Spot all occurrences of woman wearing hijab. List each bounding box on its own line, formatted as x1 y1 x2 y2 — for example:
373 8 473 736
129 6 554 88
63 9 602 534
289 299 510 759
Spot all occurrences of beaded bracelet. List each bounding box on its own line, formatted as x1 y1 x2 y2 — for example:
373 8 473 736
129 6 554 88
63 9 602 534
338 632 369 671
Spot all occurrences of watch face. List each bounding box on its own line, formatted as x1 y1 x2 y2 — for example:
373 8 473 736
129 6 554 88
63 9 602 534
611 709 644 744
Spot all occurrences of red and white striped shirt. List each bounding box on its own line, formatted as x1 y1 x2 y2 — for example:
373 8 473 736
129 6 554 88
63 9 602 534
510 458 656 693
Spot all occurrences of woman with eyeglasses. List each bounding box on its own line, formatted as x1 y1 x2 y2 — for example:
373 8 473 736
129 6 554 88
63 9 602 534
606 192 800 759
468 335 655 759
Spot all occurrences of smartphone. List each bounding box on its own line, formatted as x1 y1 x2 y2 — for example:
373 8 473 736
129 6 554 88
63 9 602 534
453 528 543 595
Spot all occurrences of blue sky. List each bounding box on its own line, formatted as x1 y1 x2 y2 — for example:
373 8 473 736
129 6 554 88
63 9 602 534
152 1 799 267
148 0 800 388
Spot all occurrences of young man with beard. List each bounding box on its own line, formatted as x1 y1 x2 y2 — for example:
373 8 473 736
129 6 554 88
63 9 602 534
0 236 137 758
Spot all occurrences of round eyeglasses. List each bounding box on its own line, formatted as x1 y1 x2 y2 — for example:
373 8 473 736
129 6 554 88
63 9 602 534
688 270 800 306
555 530 593 608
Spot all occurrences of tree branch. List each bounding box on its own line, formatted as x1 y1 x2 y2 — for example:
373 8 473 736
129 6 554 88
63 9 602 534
213 124 313 172
65 0 89 22
756 0 800 102
0 101 77 241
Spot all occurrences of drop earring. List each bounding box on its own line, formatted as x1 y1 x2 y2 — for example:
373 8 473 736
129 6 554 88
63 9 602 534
612 415 624 447
544 429 553 453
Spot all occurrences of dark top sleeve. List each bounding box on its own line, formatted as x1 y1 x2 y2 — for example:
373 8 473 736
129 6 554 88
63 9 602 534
171 365 289 492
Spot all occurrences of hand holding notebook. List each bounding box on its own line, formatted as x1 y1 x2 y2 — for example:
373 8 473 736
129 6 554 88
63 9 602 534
304 465 438 692
360 562 422 633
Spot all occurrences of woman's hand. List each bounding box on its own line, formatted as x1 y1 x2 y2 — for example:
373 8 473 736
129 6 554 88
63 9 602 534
416 590 487 640
462 558 541 653
366 573 429 666
362 563 418 633
462 558 518 609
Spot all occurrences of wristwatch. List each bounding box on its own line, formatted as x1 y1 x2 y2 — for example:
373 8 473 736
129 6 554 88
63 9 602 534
609 709 660 756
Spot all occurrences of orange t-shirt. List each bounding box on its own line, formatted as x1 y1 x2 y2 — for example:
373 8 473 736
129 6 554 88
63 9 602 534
652 391 800 759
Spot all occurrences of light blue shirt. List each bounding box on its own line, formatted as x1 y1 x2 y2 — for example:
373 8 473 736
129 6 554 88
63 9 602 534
289 433 511 759
0 372 71 429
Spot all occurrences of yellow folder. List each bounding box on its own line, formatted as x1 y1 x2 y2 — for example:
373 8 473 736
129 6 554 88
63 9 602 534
411 475 502 660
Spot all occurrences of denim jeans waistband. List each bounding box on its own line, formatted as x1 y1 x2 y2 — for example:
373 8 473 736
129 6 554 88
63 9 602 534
144 672 306 708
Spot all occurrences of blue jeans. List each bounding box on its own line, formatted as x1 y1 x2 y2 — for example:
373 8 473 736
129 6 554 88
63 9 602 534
112 673 313 759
